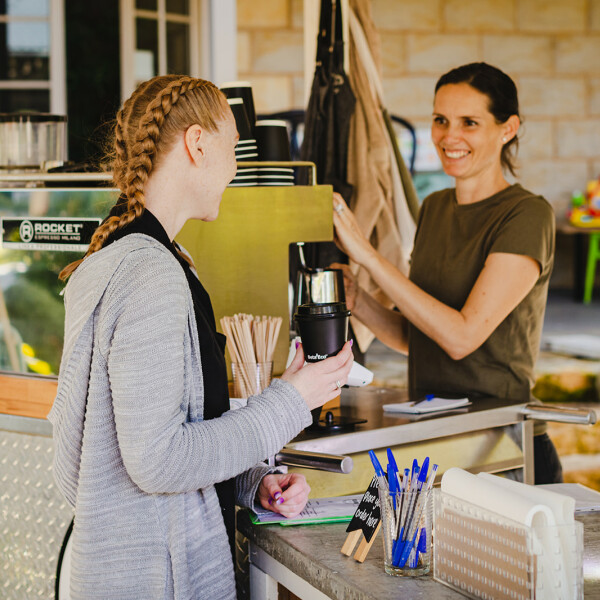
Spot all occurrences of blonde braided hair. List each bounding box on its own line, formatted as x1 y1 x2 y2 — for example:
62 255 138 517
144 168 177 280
59 75 227 281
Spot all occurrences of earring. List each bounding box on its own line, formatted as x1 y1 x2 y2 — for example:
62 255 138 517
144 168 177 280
502 137 508 143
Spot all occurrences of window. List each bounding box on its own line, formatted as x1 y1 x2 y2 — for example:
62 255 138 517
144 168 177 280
120 0 199 100
0 0 65 113
120 0 238 102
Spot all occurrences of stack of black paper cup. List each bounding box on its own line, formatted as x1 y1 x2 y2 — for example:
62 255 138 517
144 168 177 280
255 120 294 186
221 81 257 128
227 98 257 187
221 82 258 188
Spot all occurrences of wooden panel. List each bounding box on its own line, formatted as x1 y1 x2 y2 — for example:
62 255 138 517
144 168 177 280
0 374 57 420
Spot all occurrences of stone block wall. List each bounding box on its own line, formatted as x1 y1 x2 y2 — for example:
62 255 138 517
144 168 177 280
237 0 305 116
237 0 600 214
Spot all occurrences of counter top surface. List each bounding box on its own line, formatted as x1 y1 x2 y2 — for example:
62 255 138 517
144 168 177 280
238 509 600 599
286 387 527 455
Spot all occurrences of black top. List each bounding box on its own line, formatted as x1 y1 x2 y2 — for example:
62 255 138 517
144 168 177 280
103 206 237 560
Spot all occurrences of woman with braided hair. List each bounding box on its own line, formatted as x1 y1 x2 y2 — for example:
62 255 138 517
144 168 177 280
49 75 353 599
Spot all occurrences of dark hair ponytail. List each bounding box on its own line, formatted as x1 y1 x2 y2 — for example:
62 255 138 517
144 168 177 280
435 62 520 176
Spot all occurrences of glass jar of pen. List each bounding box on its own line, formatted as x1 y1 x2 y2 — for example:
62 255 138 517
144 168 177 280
370 450 437 577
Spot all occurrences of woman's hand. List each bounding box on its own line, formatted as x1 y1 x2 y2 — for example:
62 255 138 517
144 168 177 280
280 341 354 411
329 262 359 311
332 192 376 267
257 473 310 519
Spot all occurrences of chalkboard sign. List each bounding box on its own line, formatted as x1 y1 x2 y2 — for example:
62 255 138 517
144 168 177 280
345 475 381 543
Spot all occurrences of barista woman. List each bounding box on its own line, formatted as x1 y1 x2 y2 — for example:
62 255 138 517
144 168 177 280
48 75 353 599
332 62 562 484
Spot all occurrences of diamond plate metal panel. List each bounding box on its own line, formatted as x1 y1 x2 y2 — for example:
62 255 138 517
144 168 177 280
1 430 73 599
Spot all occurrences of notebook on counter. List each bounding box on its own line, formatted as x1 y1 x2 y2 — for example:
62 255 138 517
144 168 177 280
383 397 471 414
250 494 362 526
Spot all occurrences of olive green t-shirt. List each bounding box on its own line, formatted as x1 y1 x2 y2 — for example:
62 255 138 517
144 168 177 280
408 184 555 402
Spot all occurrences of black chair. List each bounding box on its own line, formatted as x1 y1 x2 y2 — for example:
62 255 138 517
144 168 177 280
389 114 417 175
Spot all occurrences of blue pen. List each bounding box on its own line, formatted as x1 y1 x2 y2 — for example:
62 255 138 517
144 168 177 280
410 459 429 524
386 449 400 508
391 466 408 558
387 462 396 494
397 463 438 568
368 450 388 492
419 528 427 552
409 459 418 488
397 467 410 540
402 468 410 491
418 527 427 558
392 461 419 565
393 458 429 566
387 462 397 514
418 457 430 490
409 527 427 568
386 448 399 481
399 465 413 533
388 463 398 535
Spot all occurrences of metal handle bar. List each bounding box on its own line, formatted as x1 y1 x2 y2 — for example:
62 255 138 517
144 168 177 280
275 448 353 473
522 403 597 425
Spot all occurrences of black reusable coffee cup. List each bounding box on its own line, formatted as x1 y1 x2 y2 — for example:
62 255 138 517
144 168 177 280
294 302 350 362
294 302 351 427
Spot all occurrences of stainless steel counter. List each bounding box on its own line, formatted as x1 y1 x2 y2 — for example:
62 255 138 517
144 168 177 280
238 508 600 599
287 387 528 455
282 388 535 498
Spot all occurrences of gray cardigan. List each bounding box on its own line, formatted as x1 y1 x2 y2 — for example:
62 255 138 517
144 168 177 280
48 234 311 599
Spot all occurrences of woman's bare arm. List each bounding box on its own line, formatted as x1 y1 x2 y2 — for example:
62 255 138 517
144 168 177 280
333 194 540 360
352 286 409 354
360 250 539 360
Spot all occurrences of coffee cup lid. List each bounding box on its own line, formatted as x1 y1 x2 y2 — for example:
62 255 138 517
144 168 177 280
295 302 350 317
256 120 288 128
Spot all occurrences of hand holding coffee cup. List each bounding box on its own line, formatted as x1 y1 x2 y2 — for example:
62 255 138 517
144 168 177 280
293 301 352 426
280 340 353 411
